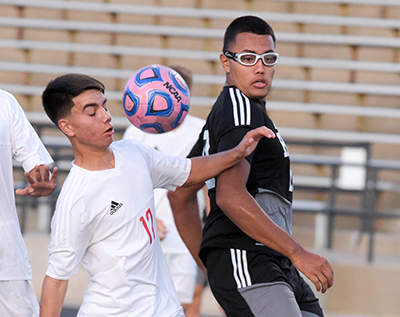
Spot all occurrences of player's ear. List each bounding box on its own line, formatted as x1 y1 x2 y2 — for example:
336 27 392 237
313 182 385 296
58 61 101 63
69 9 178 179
220 53 230 74
58 118 75 137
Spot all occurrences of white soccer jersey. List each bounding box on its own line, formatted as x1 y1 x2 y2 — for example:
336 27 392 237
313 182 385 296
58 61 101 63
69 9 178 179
46 140 191 316
0 89 53 281
123 114 205 255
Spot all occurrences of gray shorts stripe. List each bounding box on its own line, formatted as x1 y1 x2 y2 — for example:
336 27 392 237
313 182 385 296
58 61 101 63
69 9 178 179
205 248 324 316
239 282 320 317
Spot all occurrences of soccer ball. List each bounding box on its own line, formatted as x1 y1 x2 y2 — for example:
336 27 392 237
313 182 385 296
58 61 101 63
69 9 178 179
122 64 190 134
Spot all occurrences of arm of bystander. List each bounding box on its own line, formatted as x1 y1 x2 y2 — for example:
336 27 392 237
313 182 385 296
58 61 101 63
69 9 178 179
168 182 206 273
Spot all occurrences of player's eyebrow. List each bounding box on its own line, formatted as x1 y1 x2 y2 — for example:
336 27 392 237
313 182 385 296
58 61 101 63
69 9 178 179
83 97 107 110
83 103 97 110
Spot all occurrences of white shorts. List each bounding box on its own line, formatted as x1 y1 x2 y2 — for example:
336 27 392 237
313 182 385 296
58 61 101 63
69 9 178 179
0 280 39 317
164 253 197 304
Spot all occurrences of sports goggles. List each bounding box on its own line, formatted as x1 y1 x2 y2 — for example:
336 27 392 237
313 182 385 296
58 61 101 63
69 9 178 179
224 51 279 66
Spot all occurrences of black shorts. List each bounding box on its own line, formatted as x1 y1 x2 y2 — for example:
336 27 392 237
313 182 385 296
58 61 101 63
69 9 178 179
204 247 324 317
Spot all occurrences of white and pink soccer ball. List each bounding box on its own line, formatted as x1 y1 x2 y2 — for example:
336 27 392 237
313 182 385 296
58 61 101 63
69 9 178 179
123 64 190 134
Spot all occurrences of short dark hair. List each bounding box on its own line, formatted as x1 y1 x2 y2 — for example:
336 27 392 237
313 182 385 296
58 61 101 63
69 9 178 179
222 15 276 52
169 65 193 90
42 73 105 126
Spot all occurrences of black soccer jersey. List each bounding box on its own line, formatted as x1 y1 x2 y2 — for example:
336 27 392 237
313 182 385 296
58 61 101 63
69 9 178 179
189 86 293 256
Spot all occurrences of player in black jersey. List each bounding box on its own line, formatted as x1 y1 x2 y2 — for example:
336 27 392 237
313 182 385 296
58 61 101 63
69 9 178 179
169 16 333 317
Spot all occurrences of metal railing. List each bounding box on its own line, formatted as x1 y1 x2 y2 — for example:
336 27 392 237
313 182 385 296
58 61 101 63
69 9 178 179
289 140 400 262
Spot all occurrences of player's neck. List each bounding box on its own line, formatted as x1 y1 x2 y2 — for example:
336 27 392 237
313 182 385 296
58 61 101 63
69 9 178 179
73 146 115 171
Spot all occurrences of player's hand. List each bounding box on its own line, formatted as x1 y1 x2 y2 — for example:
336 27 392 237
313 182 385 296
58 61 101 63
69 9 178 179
236 126 275 158
16 165 58 197
156 218 167 241
291 249 334 293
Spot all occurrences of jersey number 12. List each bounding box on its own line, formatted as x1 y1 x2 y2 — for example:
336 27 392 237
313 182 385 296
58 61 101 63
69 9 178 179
140 208 156 244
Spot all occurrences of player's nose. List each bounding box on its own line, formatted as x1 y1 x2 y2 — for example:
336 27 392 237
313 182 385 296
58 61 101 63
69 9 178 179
101 107 112 122
254 58 265 74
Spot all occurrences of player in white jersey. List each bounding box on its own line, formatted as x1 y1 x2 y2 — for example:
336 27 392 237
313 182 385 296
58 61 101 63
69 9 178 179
0 89 57 317
48 140 191 316
123 65 206 310
39 73 275 317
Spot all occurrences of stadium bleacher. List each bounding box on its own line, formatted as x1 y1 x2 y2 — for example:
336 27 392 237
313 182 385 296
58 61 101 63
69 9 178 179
4 1 400 315
4 0 400 226
0 0 399 128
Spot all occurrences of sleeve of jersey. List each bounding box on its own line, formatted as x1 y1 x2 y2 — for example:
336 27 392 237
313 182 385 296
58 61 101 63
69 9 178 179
216 88 265 161
187 131 204 159
143 144 191 191
46 196 92 280
8 92 53 172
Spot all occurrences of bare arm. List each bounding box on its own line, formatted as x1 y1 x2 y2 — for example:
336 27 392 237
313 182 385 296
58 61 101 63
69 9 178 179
168 182 206 273
40 275 68 317
182 126 274 187
16 164 58 197
217 160 334 293
156 218 167 241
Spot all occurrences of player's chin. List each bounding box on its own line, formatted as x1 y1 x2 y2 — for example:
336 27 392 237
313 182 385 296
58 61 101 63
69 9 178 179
249 90 269 102
103 136 114 147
